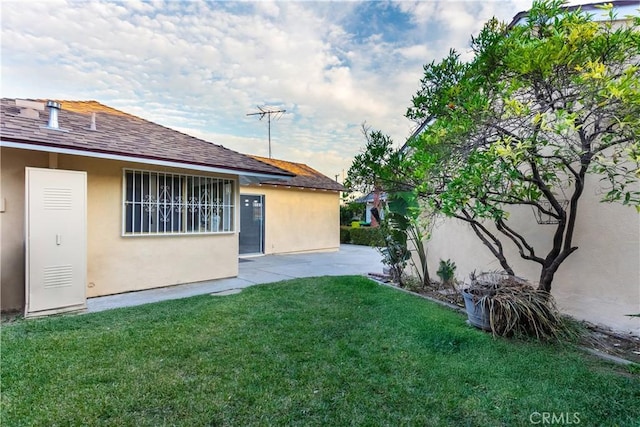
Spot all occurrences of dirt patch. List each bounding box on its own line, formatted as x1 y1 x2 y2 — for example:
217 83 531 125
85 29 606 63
371 274 640 365
579 324 640 365
1 311 22 324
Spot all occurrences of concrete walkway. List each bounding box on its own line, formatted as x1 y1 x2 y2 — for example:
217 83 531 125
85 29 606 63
86 244 383 313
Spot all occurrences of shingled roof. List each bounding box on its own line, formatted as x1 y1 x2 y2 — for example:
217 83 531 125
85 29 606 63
0 98 293 180
250 156 345 192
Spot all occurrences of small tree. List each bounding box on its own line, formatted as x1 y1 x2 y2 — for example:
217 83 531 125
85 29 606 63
347 126 432 287
378 214 411 286
386 192 432 287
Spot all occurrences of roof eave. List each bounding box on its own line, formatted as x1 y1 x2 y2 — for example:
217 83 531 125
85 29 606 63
0 139 294 181
246 182 344 192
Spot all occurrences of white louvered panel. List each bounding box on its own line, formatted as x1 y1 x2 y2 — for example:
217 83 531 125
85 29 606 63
26 167 87 316
43 265 73 288
44 188 73 210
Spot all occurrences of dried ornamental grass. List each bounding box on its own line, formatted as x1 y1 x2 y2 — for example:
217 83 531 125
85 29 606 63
467 272 569 341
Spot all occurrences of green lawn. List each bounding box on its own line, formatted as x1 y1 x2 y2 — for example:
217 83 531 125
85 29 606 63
2 276 639 426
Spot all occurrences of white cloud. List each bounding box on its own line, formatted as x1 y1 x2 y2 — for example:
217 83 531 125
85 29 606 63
397 44 434 61
1 0 537 178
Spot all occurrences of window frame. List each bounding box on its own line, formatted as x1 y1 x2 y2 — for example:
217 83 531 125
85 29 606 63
121 168 236 237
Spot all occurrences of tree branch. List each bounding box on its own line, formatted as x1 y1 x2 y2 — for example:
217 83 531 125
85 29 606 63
453 208 515 275
496 218 545 264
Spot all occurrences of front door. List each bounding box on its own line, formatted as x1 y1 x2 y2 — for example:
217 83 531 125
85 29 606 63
25 167 87 317
239 195 264 255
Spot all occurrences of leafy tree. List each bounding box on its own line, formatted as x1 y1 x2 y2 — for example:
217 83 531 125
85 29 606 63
351 0 640 293
346 125 407 195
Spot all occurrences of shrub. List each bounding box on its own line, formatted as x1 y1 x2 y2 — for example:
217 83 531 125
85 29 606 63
379 232 411 285
436 259 457 288
401 275 423 293
340 202 365 226
340 226 351 244
349 226 384 247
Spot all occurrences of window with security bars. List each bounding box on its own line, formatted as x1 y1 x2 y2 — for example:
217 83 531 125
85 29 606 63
123 170 235 235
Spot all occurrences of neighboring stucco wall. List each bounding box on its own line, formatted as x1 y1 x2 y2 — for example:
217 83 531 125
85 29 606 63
0 147 239 309
425 176 640 334
241 185 340 255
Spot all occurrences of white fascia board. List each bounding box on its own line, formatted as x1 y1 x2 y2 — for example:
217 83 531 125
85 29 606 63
1 140 291 181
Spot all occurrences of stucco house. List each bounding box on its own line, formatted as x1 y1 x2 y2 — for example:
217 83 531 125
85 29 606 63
0 98 341 317
240 156 344 256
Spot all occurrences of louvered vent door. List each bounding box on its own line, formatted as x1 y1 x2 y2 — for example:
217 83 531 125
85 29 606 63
25 167 87 317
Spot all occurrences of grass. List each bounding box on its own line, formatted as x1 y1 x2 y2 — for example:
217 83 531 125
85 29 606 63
2 276 639 426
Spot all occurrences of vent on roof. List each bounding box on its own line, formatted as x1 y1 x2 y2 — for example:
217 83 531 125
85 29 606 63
88 112 97 131
46 101 61 129
40 100 68 132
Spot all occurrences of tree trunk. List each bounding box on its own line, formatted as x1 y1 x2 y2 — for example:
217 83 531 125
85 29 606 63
422 263 431 288
538 266 556 292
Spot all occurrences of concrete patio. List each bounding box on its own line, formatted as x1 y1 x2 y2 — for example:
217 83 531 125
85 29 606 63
87 244 382 313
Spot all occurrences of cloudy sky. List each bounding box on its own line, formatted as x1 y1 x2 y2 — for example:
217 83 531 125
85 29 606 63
1 0 596 179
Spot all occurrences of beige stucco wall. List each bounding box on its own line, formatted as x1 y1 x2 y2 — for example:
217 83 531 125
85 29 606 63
1 147 239 309
425 176 640 334
241 185 340 255
1 148 49 311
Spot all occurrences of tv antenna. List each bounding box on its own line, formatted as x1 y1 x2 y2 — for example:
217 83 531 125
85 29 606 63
246 106 286 158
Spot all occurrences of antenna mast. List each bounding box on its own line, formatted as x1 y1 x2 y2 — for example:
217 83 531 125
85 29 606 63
246 106 286 158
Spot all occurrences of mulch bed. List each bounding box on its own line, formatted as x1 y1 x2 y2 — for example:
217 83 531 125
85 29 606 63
369 273 640 365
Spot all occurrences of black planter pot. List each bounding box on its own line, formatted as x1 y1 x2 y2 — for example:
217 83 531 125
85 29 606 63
462 288 491 331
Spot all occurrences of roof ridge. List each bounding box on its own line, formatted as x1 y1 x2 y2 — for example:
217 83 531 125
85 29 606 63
250 155 320 171
248 154 345 192
54 99 234 151
0 97 293 178
251 154 305 164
